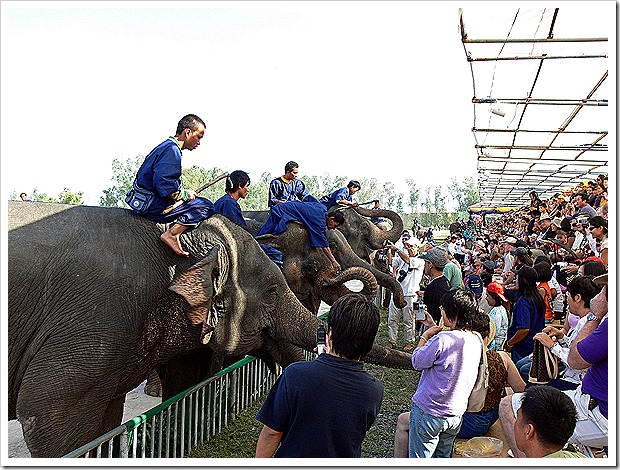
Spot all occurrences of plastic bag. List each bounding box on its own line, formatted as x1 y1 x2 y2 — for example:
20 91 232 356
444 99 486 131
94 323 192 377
455 436 503 458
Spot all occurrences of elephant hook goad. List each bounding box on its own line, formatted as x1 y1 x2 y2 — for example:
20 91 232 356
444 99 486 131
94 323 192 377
8 201 412 457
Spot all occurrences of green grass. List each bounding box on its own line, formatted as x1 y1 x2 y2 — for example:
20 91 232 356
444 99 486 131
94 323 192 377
188 307 420 458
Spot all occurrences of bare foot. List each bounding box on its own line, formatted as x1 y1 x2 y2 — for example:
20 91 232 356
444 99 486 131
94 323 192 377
160 231 190 257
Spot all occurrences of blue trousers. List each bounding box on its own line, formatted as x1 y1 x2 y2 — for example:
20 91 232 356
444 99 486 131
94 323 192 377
143 197 214 227
456 404 499 439
409 402 461 458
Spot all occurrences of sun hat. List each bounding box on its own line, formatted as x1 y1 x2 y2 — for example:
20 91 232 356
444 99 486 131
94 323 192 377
540 213 552 221
475 240 486 249
487 282 508 302
552 217 563 228
593 274 608 286
504 236 518 245
419 247 447 270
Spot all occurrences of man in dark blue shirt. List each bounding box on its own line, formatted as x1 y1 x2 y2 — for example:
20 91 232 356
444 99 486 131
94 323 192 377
319 180 361 209
213 170 250 229
127 114 213 257
255 294 384 458
268 161 309 207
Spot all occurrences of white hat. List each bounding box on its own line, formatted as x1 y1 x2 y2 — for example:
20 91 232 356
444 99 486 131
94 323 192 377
409 237 422 247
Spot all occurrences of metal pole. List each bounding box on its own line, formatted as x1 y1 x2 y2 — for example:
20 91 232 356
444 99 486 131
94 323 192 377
469 54 607 61
463 37 607 43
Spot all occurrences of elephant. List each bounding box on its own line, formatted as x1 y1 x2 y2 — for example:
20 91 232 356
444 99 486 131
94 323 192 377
8 201 412 457
333 205 404 261
243 209 406 311
256 223 405 313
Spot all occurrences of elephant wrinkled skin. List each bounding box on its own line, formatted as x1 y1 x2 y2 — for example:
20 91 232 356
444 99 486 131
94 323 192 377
8 202 412 457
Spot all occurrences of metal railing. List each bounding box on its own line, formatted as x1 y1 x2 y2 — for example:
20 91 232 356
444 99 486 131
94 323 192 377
63 356 284 458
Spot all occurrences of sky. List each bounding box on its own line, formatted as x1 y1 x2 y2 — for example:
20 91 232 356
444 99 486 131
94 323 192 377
0 1 613 210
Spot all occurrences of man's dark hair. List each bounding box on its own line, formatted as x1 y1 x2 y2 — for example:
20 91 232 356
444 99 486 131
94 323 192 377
440 287 487 331
176 114 205 135
19 192 26 198
574 192 588 203
519 385 578 448
226 170 250 193
284 161 299 173
567 275 601 309
533 262 552 283
327 293 380 360
580 260 607 277
347 180 361 190
327 210 345 225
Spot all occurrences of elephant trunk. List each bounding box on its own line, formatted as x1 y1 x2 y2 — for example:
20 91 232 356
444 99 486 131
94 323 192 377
363 345 414 370
327 230 406 308
269 289 413 371
352 206 404 246
320 266 378 304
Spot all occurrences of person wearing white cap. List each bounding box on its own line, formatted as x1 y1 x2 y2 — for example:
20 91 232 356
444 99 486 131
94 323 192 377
385 233 425 352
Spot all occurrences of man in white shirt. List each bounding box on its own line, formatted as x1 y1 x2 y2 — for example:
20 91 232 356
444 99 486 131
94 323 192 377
386 233 425 352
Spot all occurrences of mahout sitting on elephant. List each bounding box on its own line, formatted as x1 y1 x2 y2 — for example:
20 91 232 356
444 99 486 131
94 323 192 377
8 201 412 457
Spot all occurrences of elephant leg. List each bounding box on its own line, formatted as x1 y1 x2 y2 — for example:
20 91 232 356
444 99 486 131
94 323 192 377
144 368 162 397
17 354 123 457
157 349 216 401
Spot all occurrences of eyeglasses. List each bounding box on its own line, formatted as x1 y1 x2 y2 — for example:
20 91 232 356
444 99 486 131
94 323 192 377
588 225 599 230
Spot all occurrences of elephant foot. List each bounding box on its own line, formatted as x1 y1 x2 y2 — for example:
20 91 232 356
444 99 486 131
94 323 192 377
144 370 162 397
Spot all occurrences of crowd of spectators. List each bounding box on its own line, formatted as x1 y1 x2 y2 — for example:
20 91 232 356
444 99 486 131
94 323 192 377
418 174 609 458
254 173 609 459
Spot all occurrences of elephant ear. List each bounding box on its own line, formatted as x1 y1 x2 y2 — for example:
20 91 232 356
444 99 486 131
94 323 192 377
169 245 220 344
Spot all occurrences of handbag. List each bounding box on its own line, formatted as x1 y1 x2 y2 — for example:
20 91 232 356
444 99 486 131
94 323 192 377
466 331 489 413
529 340 559 384
125 179 155 215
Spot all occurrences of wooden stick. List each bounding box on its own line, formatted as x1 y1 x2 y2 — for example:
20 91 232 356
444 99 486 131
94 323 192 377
162 172 229 214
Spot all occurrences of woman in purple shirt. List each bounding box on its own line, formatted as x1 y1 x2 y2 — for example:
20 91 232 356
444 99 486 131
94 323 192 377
395 287 487 458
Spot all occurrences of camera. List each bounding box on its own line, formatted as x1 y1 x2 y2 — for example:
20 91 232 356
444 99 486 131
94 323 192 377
572 216 589 226
316 325 326 355
416 302 426 321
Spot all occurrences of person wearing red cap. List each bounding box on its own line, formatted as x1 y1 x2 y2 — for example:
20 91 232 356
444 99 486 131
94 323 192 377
486 282 510 351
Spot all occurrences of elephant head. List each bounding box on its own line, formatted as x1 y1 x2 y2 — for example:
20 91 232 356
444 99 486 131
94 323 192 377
256 221 382 313
335 206 404 260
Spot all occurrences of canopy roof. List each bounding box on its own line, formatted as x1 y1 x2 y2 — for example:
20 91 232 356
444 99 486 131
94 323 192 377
459 5 611 207
467 204 519 215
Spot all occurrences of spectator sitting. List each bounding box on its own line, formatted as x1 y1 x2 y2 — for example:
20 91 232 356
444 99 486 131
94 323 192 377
505 266 546 364
456 313 526 439
532 275 602 391
465 273 483 304
533 262 556 324
394 288 487 458
255 293 384 458
486 282 510 351
510 386 586 458
586 216 607 268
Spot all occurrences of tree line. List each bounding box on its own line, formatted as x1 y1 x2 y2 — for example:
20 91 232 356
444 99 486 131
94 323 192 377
12 155 480 227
